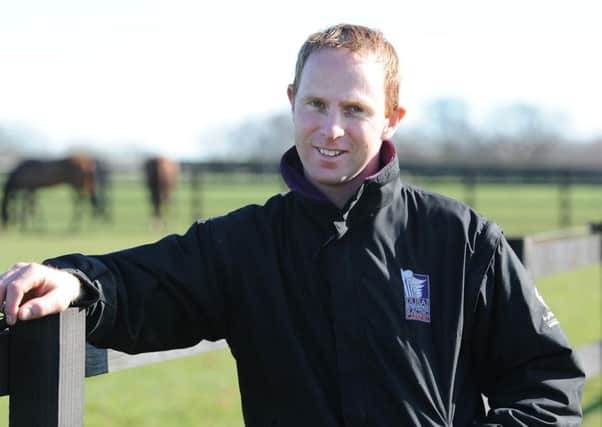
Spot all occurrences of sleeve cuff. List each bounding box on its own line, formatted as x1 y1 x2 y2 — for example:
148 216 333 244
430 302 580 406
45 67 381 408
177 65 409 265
65 268 102 307
41 264 102 308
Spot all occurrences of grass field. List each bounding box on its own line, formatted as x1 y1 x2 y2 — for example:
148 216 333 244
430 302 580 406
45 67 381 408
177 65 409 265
1 173 600 236
0 175 600 425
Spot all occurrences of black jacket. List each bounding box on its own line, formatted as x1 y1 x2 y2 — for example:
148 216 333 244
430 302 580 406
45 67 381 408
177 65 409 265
47 142 584 426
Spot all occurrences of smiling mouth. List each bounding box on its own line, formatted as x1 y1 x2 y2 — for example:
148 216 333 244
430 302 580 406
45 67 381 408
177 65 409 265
317 147 343 157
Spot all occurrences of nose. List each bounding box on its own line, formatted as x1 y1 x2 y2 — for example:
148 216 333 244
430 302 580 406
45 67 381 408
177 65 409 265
320 112 345 141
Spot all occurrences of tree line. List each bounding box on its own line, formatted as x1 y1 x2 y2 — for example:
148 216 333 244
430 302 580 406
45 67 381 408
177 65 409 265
224 98 602 169
1 97 601 169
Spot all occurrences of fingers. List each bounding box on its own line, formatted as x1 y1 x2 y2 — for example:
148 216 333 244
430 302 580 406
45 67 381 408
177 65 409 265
18 288 72 321
1 263 41 325
0 263 31 324
0 262 28 307
0 263 80 325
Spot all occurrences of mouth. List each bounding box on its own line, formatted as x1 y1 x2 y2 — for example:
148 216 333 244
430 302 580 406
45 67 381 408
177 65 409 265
316 147 344 157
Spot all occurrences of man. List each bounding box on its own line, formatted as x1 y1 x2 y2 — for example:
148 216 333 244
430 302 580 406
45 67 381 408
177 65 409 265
0 24 585 426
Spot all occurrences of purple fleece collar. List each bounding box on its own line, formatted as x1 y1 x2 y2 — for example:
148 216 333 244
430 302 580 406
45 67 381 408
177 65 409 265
279 140 397 202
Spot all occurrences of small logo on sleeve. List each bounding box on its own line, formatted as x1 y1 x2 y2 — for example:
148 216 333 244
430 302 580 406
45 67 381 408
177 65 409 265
401 269 431 323
535 287 559 328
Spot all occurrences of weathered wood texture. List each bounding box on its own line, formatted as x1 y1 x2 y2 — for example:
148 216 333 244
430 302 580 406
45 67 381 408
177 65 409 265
0 331 8 396
8 308 85 426
85 340 227 377
509 227 601 279
524 232 601 279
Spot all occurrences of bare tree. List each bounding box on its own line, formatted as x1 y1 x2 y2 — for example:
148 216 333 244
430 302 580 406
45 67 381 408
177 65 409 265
226 112 293 162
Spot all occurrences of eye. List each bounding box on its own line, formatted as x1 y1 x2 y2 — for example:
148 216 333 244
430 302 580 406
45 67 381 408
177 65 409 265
345 105 364 115
308 99 325 110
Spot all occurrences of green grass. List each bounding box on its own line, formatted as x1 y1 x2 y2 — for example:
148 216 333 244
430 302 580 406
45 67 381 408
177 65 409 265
537 264 601 348
414 179 602 236
538 263 602 426
83 348 242 427
1 174 600 237
0 176 600 425
582 374 602 427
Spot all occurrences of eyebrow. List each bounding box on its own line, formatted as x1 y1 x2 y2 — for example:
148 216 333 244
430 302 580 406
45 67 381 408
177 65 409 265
300 95 370 106
300 95 324 102
340 99 374 114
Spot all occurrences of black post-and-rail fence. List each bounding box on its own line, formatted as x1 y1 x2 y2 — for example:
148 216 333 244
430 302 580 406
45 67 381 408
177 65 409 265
0 161 601 229
183 162 602 227
0 224 600 426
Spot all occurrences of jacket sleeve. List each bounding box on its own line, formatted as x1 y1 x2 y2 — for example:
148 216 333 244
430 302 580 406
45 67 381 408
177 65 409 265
44 219 231 354
469 228 585 426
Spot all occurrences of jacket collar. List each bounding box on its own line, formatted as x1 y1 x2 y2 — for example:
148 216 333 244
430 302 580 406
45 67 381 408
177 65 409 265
280 140 399 200
280 141 401 237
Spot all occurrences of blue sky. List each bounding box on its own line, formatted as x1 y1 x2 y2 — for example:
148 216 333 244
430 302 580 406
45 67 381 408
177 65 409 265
1 0 600 159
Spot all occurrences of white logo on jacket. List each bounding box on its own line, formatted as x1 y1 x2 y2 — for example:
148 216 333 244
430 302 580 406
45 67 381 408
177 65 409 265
401 268 431 323
535 287 559 328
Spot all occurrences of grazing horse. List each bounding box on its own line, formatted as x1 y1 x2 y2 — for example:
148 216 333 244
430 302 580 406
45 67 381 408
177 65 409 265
1 155 99 229
143 156 179 224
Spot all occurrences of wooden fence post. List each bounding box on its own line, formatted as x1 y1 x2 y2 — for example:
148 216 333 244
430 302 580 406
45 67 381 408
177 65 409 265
507 237 525 264
463 170 477 209
9 308 86 427
558 171 572 228
0 330 9 397
189 166 203 221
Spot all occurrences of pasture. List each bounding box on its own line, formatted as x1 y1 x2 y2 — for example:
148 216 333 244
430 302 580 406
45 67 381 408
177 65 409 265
0 173 600 426
1 171 601 236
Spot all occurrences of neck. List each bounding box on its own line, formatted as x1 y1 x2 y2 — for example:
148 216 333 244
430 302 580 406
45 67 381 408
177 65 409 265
279 140 398 207
311 155 381 209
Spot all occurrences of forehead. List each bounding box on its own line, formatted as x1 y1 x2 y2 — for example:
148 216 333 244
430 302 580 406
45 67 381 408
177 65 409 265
297 48 386 101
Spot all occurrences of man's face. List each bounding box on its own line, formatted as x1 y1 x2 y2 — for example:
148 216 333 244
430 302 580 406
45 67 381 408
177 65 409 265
288 48 400 198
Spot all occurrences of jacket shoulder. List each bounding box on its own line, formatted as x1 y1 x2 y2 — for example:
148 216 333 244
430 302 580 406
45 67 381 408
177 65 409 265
201 192 290 233
401 183 503 252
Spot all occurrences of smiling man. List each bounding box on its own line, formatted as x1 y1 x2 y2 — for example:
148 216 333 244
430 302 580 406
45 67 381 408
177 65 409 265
287 41 404 207
0 24 585 426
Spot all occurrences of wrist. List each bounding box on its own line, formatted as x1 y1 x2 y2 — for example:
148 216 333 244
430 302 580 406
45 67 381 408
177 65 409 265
64 269 101 308
43 266 102 308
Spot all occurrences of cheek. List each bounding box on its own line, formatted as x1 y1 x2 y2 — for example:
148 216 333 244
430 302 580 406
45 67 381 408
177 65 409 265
351 122 382 143
352 124 384 156
294 113 319 139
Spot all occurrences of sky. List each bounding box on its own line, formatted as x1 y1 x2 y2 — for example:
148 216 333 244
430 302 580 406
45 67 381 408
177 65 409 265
1 0 601 159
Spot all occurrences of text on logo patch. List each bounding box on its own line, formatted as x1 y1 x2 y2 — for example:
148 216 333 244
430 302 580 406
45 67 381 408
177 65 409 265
401 269 431 323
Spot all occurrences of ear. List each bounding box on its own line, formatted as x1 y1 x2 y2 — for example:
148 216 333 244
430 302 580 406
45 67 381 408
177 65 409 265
381 106 406 140
287 85 295 112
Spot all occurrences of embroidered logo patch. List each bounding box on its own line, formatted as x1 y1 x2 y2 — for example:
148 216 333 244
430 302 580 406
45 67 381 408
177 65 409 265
401 269 431 323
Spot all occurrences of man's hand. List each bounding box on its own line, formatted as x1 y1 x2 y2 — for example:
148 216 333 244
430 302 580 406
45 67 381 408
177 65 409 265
0 263 81 326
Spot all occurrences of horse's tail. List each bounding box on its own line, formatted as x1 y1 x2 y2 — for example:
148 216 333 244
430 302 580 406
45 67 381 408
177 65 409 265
150 173 161 219
144 159 161 218
91 159 111 219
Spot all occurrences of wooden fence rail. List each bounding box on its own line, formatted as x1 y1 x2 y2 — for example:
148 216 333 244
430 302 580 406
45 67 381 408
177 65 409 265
1 227 601 426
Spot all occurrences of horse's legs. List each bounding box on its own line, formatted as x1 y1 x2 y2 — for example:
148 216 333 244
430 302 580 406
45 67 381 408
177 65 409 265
18 191 35 231
70 191 84 231
17 191 26 230
26 191 48 233
2 192 16 229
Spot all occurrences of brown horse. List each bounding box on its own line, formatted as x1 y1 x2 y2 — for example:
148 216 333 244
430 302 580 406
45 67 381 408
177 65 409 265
1 155 100 229
143 156 179 224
